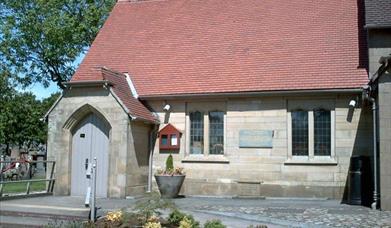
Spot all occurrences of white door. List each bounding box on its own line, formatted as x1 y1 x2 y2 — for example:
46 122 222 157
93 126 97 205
71 113 110 197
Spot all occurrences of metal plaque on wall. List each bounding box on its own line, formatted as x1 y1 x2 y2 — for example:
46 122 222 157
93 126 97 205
239 130 273 148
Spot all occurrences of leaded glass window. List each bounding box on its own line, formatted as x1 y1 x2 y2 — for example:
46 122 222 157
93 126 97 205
209 111 224 154
292 111 308 156
190 111 204 154
314 109 331 156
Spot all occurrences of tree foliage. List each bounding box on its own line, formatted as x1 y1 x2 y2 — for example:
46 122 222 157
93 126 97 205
0 78 60 154
0 0 116 89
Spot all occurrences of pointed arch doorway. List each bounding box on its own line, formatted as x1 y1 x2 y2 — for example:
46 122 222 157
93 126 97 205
71 112 110 197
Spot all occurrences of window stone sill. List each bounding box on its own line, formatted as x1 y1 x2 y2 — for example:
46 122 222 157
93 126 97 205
284 158 338 166
181 155 230 164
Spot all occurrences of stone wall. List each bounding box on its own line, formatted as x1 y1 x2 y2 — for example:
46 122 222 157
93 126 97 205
379 74 391 210
126 121 152 195
367 28 391 210
148 94 372 199
47 86 145 198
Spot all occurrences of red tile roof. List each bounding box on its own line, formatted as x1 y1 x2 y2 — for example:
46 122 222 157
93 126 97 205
72 0 368 97
100 67 158 122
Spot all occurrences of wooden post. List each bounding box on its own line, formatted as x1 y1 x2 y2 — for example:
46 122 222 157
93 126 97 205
0 155 4 182
26 181 31 195
48 161 55 193
0 183 3 197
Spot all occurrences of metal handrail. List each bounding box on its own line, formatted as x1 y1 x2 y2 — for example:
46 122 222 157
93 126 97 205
0 178 54 184
0 160 56 163
0 159 56 198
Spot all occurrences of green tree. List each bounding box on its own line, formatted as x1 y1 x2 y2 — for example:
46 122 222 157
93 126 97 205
0 84 60 155
0 0 116 89
0 74 14 150
1 91 39 153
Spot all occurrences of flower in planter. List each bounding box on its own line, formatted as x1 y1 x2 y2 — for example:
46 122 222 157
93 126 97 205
155 168 165 175
155 154 185 176
174 167 185 175
155 154 186 198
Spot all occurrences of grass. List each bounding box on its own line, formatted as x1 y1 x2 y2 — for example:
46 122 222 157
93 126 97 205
1 175 48 194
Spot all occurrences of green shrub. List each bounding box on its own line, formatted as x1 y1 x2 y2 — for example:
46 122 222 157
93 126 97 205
166 154 174 172
167 209 200 228
168 209 186 225
203 219 226 228
179 216 193 228
184 215 200 228
134 191 175 223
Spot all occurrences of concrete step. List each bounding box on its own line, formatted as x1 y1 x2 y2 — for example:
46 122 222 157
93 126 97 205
0 209 87 221
0 210 88 227
1 215 58 227
0 204 89 227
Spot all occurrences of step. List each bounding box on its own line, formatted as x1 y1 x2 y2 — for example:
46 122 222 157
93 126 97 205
0 210 87 221
0 207 89 227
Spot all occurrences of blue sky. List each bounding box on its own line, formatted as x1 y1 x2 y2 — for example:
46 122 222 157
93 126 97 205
24 82 60 100
21 54 86 100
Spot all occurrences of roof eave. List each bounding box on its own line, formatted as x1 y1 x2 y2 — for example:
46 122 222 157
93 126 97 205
43 93 64 121
364 24 391 30
109 87 159 124
63 80 113 88
139 88 365 100
133 116 160 125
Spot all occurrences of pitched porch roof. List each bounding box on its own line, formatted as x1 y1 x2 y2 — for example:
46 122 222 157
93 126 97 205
100 67 158 123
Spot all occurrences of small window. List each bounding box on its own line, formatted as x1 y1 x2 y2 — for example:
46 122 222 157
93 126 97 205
292 111 308 156
314 110 331 156
209 111 224 154
161 135 168 145
190 111 204 154
170 134 178 146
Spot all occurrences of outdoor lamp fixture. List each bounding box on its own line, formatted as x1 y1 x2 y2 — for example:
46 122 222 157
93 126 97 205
163 103 171 112
349 99 357 108
346 97 358 123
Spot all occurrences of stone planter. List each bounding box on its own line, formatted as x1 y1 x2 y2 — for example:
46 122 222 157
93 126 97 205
154 175 185 198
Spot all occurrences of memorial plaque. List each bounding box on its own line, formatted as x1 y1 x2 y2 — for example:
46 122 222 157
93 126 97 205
239 130 273 148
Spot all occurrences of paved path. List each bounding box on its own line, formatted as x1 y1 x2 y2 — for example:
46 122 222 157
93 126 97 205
173 197 391 228
1 196 391 227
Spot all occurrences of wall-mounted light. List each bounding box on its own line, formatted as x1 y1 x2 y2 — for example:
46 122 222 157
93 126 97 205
347 97 358 123
349 99 357 108
163 104 171 112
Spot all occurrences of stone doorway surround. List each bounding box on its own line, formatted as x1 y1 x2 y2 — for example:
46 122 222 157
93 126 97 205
46 87 130 198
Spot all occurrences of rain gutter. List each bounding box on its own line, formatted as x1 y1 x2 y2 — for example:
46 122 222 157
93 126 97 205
139 88 363 100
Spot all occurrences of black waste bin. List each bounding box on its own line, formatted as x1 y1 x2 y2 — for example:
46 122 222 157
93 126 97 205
348 155 371 205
